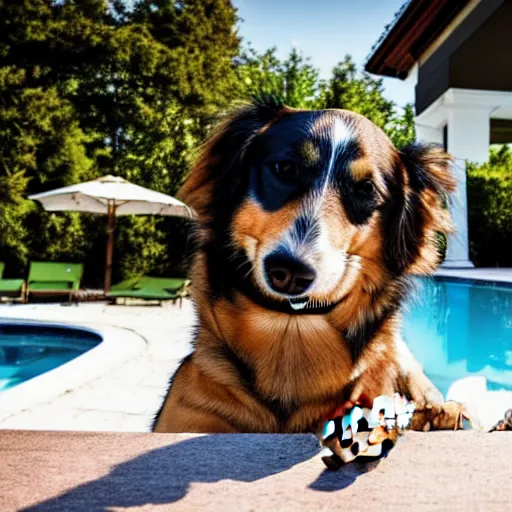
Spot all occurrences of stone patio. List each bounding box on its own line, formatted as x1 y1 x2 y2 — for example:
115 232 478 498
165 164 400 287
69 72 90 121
0 300 196 432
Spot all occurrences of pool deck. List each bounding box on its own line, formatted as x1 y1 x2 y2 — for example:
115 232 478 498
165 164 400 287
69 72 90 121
437 267 512 284
0 300 196 432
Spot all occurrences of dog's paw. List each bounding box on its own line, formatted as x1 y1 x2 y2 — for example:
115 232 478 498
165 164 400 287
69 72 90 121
413 387 444 410
407 378 444 410
409 401 469 431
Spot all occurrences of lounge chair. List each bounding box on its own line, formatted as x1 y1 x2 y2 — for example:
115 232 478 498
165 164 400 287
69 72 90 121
108 276 190 306
0 262 26 302
26 262 83 302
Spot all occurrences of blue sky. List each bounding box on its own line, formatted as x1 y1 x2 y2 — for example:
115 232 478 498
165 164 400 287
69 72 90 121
233 0 415 107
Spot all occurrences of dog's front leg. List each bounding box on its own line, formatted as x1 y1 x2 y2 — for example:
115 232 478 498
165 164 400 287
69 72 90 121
394 335 444 407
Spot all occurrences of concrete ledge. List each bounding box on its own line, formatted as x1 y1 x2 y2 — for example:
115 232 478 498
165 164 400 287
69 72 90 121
436 267 512 284
440 260 475 269
1 430 511 511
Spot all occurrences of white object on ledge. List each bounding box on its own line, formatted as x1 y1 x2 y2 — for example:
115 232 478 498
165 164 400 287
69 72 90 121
446 376 512 431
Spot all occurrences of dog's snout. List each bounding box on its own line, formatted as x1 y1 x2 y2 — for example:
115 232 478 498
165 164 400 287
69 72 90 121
264 254 316 295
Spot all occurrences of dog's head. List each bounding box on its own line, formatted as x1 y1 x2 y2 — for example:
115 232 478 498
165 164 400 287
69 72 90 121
180 98 455 315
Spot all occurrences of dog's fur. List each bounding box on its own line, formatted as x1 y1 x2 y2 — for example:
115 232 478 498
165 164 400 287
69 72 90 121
153 98 457 434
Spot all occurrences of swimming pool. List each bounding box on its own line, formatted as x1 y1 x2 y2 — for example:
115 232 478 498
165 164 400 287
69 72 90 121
0 322 102 391
403 278 512 398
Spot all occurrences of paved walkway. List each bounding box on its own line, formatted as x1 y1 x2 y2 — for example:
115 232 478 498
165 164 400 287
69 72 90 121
0 301 196 432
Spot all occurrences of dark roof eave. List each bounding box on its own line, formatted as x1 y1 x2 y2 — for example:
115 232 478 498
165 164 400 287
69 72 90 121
364 0 415 78
365 0 470 79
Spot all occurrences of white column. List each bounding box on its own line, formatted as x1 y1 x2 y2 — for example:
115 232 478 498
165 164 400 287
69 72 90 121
446 107 489 164
415 123 443 146
441 107 489 268
444 158 473 267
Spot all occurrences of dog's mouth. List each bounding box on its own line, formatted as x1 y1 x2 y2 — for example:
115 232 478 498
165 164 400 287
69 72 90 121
288 296 338 312
247 290 345 315
288 297 309 311
286 294 345 314
240 272 345 314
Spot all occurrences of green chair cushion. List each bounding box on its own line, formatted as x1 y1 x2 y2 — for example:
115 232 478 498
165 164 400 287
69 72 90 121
109 277 143 292
138 277 186 292
29 281 73 291
110 277 187 294
0 279 24 293
108 276 188 302
108 287 178 300
28 262 83 290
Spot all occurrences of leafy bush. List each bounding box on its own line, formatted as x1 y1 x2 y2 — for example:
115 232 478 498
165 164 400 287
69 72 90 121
467 146 512 267
0 172 31 276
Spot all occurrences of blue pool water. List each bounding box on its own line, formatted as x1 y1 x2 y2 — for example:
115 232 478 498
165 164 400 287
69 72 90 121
0 322 101 391
403 278 512 398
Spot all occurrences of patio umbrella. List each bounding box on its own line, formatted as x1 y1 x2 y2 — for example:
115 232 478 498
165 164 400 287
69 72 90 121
29 175 195 292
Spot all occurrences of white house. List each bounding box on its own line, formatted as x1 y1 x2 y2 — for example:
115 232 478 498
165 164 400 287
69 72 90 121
365 0 512 268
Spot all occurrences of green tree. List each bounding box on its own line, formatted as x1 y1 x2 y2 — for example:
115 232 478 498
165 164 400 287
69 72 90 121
0 172 31 275
236 46 320 108
320 55 415 146
131 0 240 129
0 62 93 271
387 103 416 149
235 50 415 146
489 143 512 167
0 0 240 283
321 55 394 128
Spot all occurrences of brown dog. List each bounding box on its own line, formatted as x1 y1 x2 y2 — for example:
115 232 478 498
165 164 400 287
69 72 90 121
153 97 458 434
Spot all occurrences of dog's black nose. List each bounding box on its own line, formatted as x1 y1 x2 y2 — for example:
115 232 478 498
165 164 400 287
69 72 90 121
264 254 316 295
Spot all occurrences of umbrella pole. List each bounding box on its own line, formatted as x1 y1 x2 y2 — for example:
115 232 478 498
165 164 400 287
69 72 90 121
104 202 116 293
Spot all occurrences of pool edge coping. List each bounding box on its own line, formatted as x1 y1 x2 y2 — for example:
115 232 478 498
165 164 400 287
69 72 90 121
434 274 512 289
0 318 147 414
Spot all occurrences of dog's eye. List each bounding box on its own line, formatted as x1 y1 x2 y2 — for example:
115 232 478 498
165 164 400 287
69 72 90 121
272 161 298 180
354 180 375 200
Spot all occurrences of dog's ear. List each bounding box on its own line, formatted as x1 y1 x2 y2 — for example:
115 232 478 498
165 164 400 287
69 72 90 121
385 143 456 275
178 95 288 222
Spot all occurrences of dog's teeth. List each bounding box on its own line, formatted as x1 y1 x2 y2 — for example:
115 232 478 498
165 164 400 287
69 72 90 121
288 297 334 311
289 298 308 311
